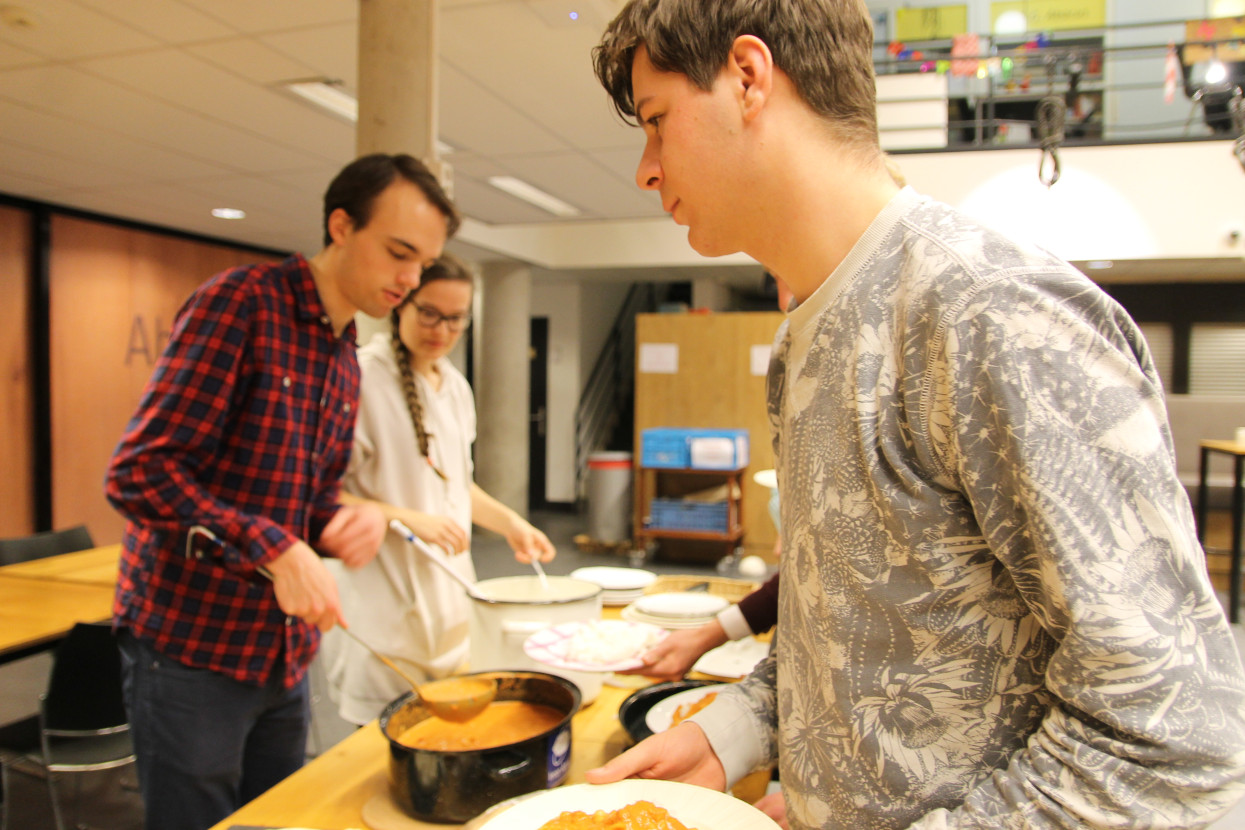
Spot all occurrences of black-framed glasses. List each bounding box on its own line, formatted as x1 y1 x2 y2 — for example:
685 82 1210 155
413 304 472 332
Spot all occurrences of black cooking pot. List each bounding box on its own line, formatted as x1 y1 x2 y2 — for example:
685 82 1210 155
617 679 720 744
378 670 580 824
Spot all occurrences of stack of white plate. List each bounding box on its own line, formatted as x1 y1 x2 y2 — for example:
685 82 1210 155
621 591 730 629
569 566 658 606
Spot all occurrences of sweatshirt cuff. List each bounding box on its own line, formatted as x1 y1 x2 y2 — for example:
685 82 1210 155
717 604 754 641
688 688 768 787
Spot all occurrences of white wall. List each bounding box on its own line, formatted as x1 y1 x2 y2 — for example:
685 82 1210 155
531 280 581 504
894 141 1245 263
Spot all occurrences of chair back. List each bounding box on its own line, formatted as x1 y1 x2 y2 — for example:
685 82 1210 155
42 623 126 734
0 525 94 566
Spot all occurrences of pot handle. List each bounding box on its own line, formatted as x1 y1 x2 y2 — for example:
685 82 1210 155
500 620 550 639
483 750 534 781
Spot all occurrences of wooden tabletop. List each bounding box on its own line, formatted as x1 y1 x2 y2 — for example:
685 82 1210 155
0 574 115 660
1201 439 1245 456
0 543 121 586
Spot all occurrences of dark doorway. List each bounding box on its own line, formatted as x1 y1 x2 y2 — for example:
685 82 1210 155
529 317 549 510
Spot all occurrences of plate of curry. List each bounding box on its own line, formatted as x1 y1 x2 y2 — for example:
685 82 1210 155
474 779 781 829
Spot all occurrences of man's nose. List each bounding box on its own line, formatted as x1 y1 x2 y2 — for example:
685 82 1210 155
635 143 662 191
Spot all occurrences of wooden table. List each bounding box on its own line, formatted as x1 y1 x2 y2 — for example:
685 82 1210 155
1198 439 1245 623
209 681 642 830
0 543 121 586
0 574 116 663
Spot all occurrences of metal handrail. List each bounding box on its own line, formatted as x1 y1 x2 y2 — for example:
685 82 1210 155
573 283 654 503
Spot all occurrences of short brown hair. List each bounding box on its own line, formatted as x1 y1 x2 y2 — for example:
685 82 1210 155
592 0 878 151
322 153 461 247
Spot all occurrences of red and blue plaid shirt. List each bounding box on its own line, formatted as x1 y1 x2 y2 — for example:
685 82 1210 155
106 254 360 688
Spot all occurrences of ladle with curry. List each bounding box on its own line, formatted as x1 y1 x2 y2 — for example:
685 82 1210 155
338 625 496 722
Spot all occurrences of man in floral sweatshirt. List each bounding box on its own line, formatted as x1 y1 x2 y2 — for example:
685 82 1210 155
587 1 1245 827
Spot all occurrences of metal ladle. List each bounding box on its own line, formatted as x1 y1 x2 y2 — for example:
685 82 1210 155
338 624 496 722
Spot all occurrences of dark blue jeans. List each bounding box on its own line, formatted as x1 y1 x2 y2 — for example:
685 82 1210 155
117 630 310 830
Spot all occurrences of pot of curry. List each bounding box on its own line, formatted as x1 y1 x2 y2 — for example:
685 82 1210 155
379 670 580 823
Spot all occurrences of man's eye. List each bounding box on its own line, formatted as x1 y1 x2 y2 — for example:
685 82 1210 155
390 249 410 261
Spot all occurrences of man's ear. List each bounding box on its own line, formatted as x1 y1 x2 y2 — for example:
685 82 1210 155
728 35 774 122
326 207 353 246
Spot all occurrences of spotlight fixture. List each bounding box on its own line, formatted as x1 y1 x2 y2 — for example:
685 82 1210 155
211 207 246 220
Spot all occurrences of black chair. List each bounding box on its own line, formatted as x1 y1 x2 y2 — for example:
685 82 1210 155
0 525 95 566
19 623 137 830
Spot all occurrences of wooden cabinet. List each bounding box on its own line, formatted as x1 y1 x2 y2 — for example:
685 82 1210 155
633 465 746 561
632 312 782 559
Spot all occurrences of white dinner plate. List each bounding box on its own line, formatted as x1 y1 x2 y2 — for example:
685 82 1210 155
570 566 658 591
692 637 771 680
620 603 716 630
523 619 666 672
644 684 729 733
475 779 781 829
635 591 729 619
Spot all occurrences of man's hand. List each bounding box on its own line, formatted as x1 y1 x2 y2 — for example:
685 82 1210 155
319 503 385 568
398 510 471 555
585 722 726 790
753 790 788 829
505 518 556 564
265 540 343 631
617 620 729 680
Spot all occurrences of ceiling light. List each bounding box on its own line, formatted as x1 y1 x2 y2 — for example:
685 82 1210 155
211 207 246 220
283 79 358 122
1207 60 1229 85
487 176 581 217
1087 260 1114 270
279 78 455 156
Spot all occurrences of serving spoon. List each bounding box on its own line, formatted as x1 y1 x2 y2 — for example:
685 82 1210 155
338 624 496 722
254 542 495 722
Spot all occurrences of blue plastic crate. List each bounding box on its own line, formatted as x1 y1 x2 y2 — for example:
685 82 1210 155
647 498 730 533
641 428 749 469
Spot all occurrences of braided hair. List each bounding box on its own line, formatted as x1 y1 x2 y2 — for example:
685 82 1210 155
390 252 476 482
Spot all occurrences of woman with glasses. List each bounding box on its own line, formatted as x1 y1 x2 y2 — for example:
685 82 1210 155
323 252 556 726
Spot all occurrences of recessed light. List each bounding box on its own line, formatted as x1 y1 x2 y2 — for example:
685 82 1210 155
487 176 581 218
1087 260 1114 270
212 208 246 220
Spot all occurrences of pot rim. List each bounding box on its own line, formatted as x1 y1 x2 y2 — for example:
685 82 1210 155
379 669 582 752
470 575 602 606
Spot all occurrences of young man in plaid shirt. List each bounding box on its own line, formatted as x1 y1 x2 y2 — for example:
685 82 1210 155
105 153 460 830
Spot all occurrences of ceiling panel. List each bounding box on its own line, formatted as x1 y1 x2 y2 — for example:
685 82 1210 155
439 61 567 157
79 50 356 161
0 0 159 59
259 22 359 87
177 0 356 34
500 151 662 219
187 37 323 86
69 0 236 43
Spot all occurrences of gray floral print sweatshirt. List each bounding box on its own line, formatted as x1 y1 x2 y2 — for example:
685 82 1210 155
691 188 1245 829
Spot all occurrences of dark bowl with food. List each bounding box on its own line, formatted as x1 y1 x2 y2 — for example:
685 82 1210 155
617 679 721 745
379 670 580 824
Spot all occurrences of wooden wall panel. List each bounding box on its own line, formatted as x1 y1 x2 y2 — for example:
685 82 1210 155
49 215 280 544
634 312 784 559
0 206 33 536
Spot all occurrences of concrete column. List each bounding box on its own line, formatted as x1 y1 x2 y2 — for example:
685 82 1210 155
356 0 451 186
474 262 532 514
354 0 451 341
